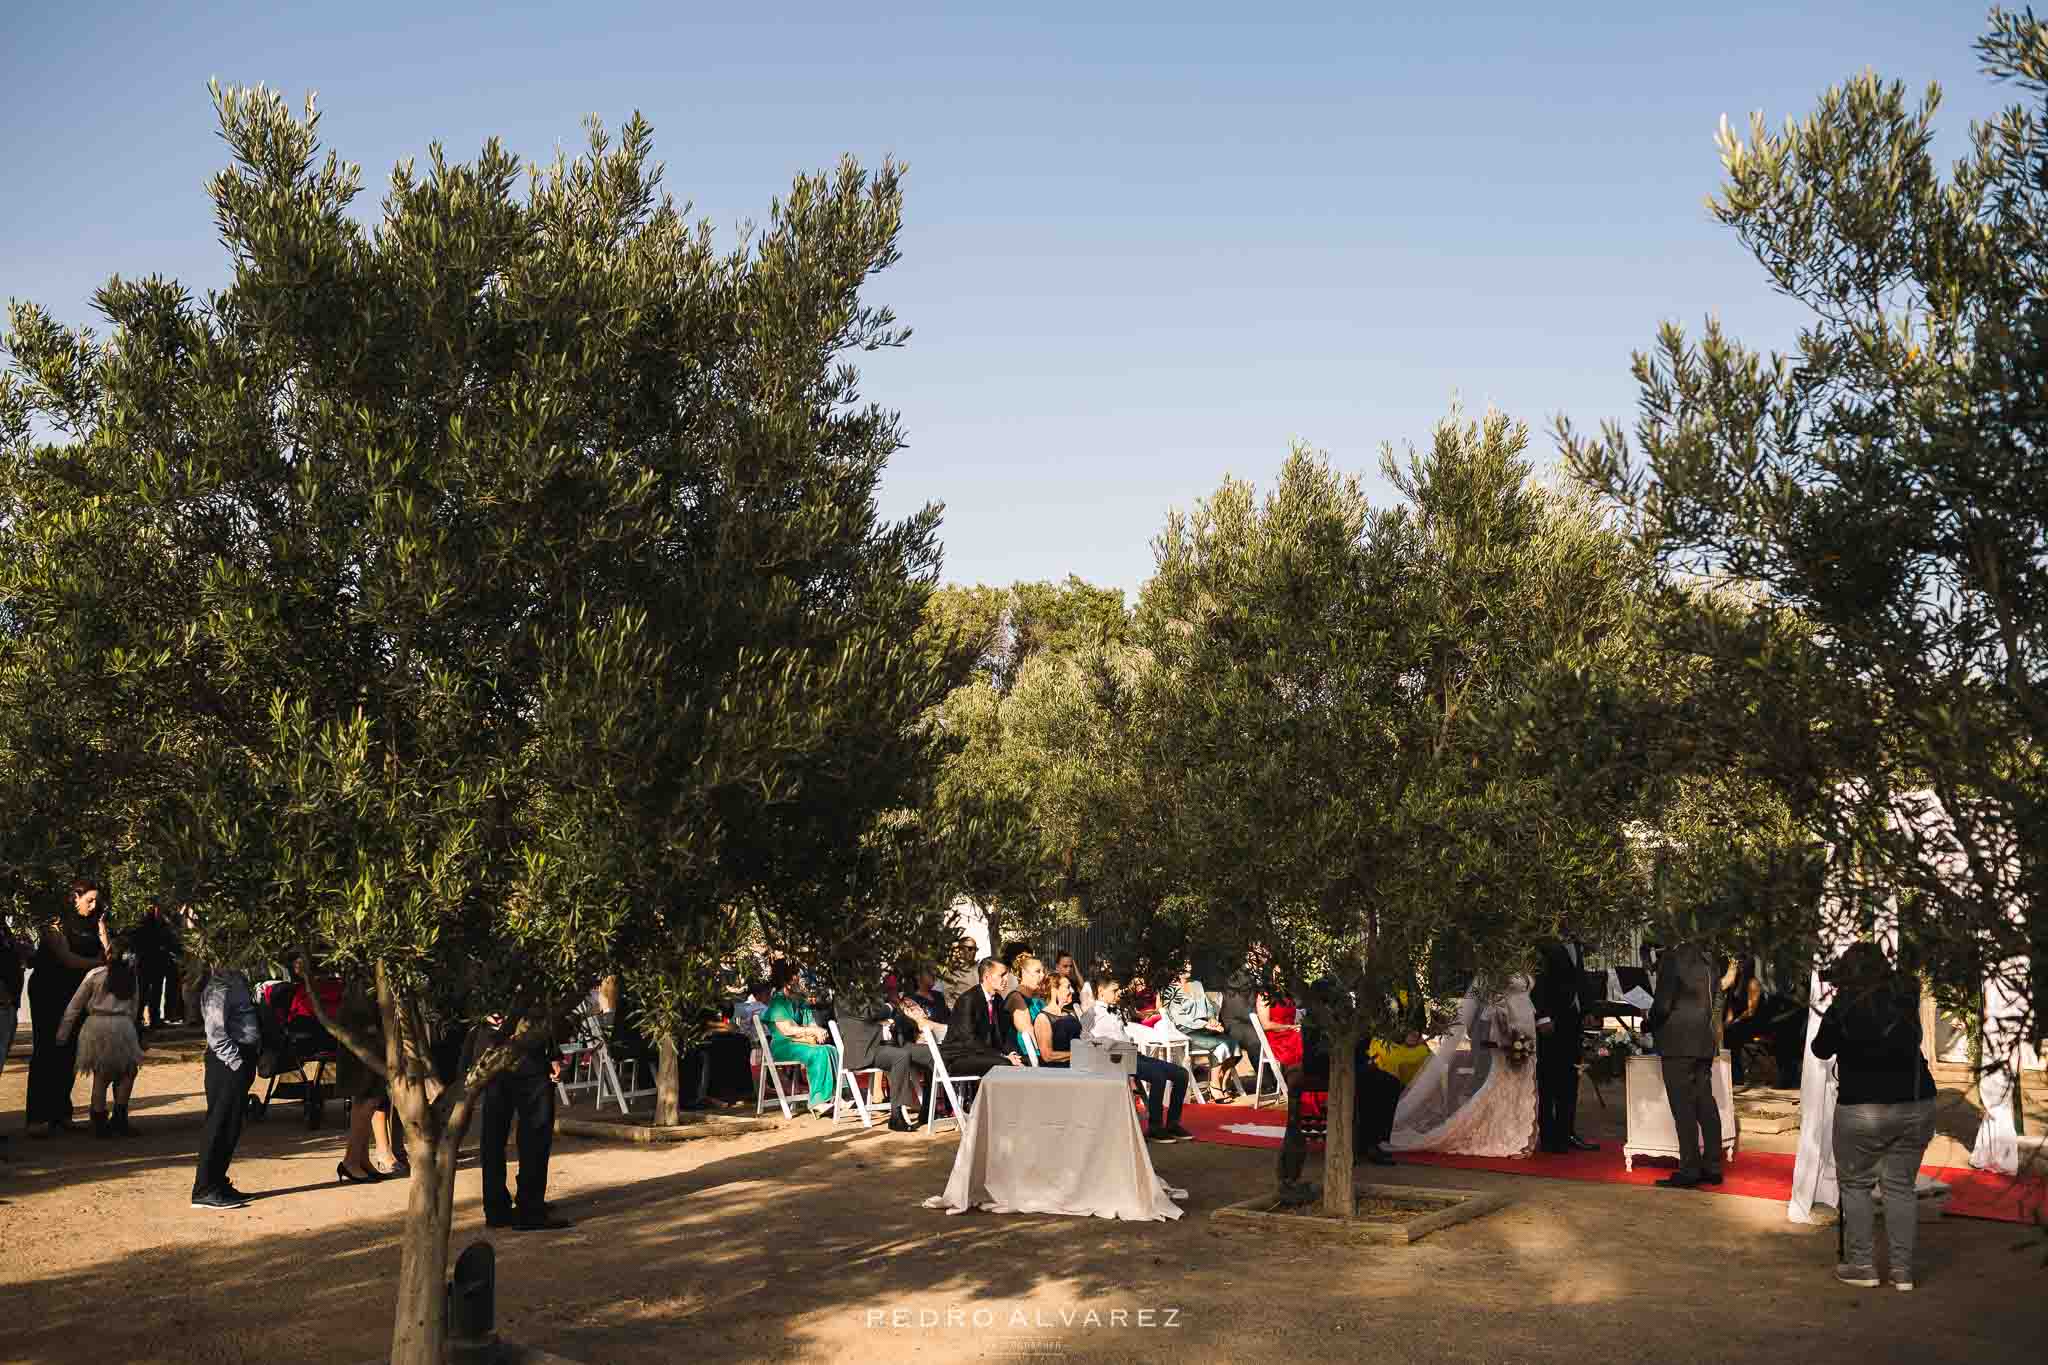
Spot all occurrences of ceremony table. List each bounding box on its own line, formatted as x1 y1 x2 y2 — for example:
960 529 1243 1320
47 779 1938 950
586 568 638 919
1622 1052 1738 1171
924 1067 1188 1220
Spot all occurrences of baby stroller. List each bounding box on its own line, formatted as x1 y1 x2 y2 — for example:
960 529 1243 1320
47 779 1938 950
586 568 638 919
248 979 340 1128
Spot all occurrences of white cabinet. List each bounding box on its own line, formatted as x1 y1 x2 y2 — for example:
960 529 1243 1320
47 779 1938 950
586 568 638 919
1623 1053 1737 1171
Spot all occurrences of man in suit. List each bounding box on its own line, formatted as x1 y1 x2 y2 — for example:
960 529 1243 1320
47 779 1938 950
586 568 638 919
1533 927 1599 1153
470 1013 570 1230
939 957 1023 1077
836 994 939 1132
1646 938 1723 1188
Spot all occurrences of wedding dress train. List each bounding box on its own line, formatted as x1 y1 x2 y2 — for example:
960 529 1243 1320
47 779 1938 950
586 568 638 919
1387 975 1539 1158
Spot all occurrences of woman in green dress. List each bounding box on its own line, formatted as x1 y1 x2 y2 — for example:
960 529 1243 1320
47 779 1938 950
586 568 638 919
762 960 836 1115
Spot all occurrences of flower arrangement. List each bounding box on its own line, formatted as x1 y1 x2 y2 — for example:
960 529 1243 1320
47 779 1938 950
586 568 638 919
1501 1027 1536 1069
1583 1025 1653 1085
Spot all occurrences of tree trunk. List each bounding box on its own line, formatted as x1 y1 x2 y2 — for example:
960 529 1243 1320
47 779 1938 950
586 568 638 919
654 1034 683 1127
388 1112 460 1364
1320 1023 1359 1219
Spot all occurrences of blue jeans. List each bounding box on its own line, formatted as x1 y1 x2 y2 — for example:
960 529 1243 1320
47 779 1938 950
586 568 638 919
1835 1099 1936 1275
1135 1055 1188 1128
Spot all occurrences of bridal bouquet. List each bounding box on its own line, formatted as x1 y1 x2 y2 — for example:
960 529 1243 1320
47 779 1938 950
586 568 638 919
1501 1028 1536 1069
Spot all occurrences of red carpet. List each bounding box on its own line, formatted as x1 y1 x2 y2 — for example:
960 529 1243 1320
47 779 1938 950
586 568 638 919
1172 1102 2046 1226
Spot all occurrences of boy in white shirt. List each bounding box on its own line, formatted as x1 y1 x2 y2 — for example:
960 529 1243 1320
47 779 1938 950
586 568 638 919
1087 974 1191 1143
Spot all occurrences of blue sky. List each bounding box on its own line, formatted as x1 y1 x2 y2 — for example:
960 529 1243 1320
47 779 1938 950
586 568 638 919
2 3 2006 596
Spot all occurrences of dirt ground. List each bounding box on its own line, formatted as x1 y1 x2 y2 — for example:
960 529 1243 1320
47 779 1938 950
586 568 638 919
4 1028 2045 1365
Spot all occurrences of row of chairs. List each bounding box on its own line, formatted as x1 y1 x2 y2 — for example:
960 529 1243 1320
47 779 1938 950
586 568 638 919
749 1007 1300 1134
749 1014 978 1135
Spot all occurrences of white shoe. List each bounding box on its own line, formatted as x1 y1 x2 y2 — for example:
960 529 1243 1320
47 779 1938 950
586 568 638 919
1890 1273 1914 1292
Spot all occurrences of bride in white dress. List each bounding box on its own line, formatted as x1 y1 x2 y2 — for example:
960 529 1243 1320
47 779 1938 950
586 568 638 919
1388 974 1539 1158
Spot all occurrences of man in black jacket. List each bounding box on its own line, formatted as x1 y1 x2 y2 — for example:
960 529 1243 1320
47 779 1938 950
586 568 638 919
470 1014 570 1231
940 958 1023 1077
1533 928 1598 1153
1647 939 1723 1188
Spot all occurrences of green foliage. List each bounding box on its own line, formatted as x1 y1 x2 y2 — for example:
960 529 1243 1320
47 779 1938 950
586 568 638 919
1140 412 1650 1034
0 85 961 1359
1561 10 2047 1040
1133 411 1654 1211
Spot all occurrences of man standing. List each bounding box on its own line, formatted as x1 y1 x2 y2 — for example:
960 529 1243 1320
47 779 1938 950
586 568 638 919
1533 929 1598 1153
472 1014 569 1231
1647 938 1723 1188
192 965 262 1210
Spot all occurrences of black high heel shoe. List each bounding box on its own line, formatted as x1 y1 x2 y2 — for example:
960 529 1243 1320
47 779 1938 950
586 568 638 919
336 1160 384 1184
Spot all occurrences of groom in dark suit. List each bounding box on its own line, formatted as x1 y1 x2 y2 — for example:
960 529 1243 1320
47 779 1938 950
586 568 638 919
1532 926 1598 1153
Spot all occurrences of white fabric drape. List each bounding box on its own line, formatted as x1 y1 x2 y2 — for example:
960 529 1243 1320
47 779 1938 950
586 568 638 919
1787 961 1840 1224
1970 959 2028 1176
924 1068 1187 1220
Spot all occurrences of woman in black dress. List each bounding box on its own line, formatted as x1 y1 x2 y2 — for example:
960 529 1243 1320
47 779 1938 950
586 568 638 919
26 879 110 1136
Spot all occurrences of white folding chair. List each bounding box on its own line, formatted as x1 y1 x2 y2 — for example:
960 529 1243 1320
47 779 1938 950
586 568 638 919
1019 1025 1041 1066
753 1014 814 1120
922 1033 982 1135
827 1019 886 1129
555 1013 605 1108
1249 1011 1291 1109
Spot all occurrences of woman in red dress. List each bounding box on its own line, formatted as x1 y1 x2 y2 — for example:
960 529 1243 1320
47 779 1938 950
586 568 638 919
1260 989 1305 1071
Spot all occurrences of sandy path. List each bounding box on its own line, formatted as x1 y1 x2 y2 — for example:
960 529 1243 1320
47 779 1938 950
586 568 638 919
4 1030 2042 1364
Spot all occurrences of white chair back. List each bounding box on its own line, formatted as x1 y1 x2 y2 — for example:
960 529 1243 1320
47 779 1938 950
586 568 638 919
1248 1010 1290 1110
922 1033 982 1136
753 1012 812 1120
827 1018 884 1129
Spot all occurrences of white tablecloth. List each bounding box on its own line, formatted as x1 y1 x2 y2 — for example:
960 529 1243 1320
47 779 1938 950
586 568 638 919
923 1068 1188 1221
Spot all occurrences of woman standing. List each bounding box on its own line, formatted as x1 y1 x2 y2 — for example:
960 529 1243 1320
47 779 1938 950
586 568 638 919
26 879 110 1136
1811 942 1938 1292
763 960 836 1116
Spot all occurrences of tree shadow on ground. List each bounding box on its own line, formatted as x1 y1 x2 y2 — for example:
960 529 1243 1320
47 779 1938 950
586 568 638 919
11 1115 2048 1365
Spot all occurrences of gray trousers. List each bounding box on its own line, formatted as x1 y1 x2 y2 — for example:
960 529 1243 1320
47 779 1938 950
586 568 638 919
1836 1099 1937 1276
1660 1056 1723 1176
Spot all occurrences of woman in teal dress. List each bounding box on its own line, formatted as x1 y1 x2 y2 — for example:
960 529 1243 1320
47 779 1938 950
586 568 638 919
1005 955 1049 1059
762 961 835 1114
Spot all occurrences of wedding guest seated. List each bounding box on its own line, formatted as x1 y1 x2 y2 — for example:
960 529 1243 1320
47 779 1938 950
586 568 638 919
1369 1031 1432 1089
837 993 936 1130
1123 964 1160 1023
1259 974 1305 1071
1219 970 1262 1075
762 960 837 1118
1162 960 1237 1099
1721 955 1770 1084
1086 973 1191 1142
735 980 772 1037
1052 949 1089 1014
1368 987 1432 1088
1029 972 1079 1066
1005 954 1050 1058
940 957 1024 1080
908 966 950 1023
